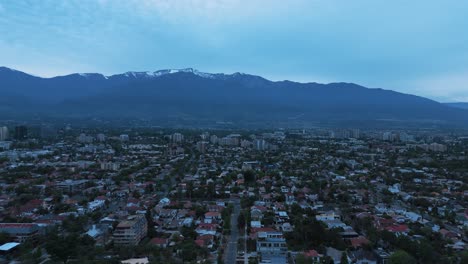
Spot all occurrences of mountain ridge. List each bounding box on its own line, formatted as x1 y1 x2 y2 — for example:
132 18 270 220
1 66 467 127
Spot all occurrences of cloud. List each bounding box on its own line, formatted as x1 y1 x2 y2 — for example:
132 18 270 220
100 0 307 27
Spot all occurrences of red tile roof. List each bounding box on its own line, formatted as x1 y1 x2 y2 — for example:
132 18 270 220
304 249 320 257
385 224 408 233
350 236 370 248
150 237 168 245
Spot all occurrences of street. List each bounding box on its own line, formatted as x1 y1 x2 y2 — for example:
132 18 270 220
224 199 240 264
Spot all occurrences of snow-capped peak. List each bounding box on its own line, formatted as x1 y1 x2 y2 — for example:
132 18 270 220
153 68 218 79
77 73 108 79
108 68 250 80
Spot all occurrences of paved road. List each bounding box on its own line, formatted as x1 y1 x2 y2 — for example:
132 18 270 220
224 199 240 264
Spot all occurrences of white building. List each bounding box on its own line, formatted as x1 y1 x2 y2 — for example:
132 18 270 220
172 133 184 143
0 127 9 141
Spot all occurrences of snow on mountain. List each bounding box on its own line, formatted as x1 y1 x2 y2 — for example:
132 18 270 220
153 68 219 79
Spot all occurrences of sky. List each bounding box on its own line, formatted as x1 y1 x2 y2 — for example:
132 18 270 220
1 0 468 102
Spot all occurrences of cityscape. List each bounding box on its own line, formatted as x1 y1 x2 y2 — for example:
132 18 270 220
0 125 466 263
1 1 468 263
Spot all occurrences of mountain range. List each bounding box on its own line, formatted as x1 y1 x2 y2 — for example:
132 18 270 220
444 102 468 110
1 66 468 127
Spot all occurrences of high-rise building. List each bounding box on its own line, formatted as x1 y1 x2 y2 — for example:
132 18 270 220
14 126 27 140
172 133 184 143
210 135 218 144
113 215 147 246
97 133 106 142
254 139 267 151
196 141 208 153
0 126 8 141
351 129 361 139
40 125 57 139
77 133 94 143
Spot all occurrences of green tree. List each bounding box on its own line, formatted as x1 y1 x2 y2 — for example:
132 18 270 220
389 250 416 264
460 250 468 264
0 232 11 244
341 252 349 264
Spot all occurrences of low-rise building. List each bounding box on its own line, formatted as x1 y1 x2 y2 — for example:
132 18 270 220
0 223 39 243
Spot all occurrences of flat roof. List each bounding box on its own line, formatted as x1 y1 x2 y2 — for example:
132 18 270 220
0 242 20 251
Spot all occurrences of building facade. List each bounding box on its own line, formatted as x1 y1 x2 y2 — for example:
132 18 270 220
113 215 148 246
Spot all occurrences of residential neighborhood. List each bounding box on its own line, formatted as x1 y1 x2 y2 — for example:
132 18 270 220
0 125 467 263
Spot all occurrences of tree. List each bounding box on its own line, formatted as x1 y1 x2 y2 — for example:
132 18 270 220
340 252 349 264
180 241 199 262
238 212 246 230
389 250 416 264
460 250 468 264
0 232 11 244
146 210 156 238
295 254 313 264
243 170 255 183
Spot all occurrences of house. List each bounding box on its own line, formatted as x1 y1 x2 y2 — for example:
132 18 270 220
196 223 217 236
121 257 149 264
323 219 346 229
350 236 370 248
204 211 221 220
149 237 168 248
251 206 266 220
251 221 262 228
316 211 339 221
303 249 322 262
373 248 390 264
404 211 422 222
55 179 88 194
385 225 409 236
196 234 215 248
349 249 378 264
326 247 345 264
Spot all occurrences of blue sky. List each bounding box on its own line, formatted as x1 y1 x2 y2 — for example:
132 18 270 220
1 0 468 102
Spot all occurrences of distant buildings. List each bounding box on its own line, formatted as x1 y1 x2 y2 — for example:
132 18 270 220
77 133 94 143
113 215 147 246
0 126 8 141
0 141 11 150
254 139 267 151
418 143 447 152
97 133 106 142
330 129 360 139
196 141 208 153
119 134 130 141
219 135 239 146
14 126 27 140
101 162 121 171
172 133 184 143
55 179 88 194
210 135 218 144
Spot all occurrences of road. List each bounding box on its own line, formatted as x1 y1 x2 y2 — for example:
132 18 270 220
224 199 241 264
244 224 248 264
